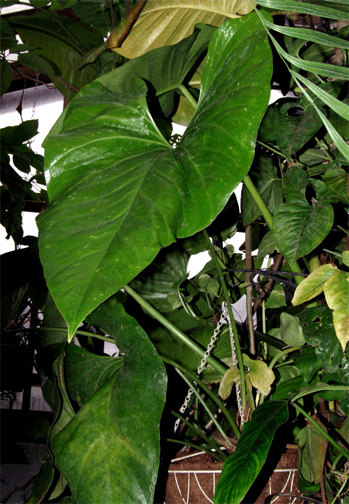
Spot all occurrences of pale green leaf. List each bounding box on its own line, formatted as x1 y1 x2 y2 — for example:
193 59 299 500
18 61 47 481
255 0 349 20
243 355 275 396
324 270 349 351
109 0 254 59
219 365 240 400
343 251 349 267
292 264 338 306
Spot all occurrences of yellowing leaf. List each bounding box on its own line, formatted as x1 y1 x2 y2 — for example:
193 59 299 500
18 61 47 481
343 251 349 267
244 355 275 396
324 270 349 351
109 0 254 59
292 263 337 306
219 365 240 400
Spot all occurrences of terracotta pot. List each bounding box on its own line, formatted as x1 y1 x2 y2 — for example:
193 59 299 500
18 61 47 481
165 446 301 504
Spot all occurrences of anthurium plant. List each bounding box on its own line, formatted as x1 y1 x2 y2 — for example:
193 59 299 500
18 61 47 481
1 0 349 503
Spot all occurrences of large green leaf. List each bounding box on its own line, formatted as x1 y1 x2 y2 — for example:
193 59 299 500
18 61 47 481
65 343 123 405
273 166 334 265
109 0 254 59
38 12 273 338
52 298 167 504
214 401 289 504
9 12 103 100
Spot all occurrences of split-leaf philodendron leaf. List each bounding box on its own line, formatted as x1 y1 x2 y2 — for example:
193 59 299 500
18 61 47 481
38 12 273 338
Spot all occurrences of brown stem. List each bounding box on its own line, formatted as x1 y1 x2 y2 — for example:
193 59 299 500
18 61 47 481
245 225 255 355
109 0 115 31
252 253 284 314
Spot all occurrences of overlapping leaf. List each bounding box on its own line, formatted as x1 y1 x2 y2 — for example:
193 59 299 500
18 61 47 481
273 166 334 265
38 13 273 338
52 298 167 504
9 12 103 101
109 0 254 59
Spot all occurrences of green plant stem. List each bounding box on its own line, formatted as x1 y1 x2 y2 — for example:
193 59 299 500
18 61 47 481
269 346 302 370
245 225 256 355
257 140 285 158
171 411 228 459
176 368 233 446
167 439 226 462
203 230 246 412
330 473 348 504
6 326 114 343
243 173 304 284
243 174 273 229
177 84 198 110
124 285 227 377
292 401 349 461
161 355 240 439
338 225 349 236
292 384 349 403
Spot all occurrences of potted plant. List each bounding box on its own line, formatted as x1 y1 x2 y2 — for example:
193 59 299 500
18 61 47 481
1 0 348 502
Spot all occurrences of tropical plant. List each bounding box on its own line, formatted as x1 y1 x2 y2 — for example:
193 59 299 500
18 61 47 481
1 0 349 503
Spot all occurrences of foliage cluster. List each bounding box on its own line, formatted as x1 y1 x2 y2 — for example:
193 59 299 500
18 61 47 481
1 0 349 503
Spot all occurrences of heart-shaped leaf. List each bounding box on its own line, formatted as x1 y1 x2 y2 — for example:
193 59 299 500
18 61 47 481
109 0 254 59
65 344 123 405
273 166 334 265
52 298 167 504
38 13 273 338
214 401 289 504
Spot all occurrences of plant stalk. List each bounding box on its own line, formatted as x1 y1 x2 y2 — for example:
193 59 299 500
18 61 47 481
177 84 198 110
245 225 256 355
243 174 304 284
124 285 227 377
203 230 246 412
162 355 240 439
176 368 233 446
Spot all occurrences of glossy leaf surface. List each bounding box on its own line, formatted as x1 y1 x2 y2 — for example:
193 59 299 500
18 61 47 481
52 298 167 504
38 13 273 337
109 0 254 59
214 401 289 504
273 166 334 265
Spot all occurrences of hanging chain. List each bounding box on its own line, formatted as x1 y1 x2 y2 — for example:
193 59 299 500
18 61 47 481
174 302 244 433
222 303 244 426
174 311 226 433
